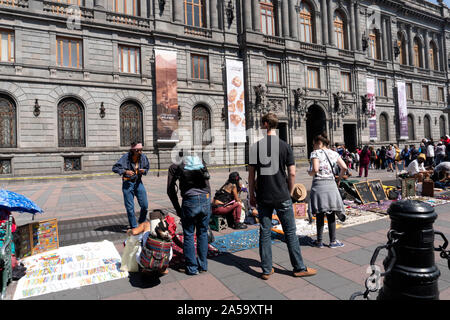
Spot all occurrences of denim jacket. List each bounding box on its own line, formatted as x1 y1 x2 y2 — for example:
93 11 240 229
112 152 150 182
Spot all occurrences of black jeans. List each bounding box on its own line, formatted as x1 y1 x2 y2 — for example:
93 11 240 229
316 212 336 243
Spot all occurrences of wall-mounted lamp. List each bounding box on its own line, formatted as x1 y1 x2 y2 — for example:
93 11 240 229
99 102 105 118
33 99 40 117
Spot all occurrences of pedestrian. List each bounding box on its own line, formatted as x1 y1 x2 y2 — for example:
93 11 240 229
308 132 347 249
435 141 446 166
167 152 211 275
410 145 419 162
248 113 316 280
426 141 435 167
112 142 149 229
212 172 247 230
358 145 371 178
369 146 376 169
379 146 386 170
401 145 410 167
394 144 401 171
386 145 395 172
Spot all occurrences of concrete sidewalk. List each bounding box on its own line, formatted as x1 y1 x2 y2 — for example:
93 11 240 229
2 167 450 300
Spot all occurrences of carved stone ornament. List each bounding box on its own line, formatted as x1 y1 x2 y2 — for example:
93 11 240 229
253 84 268 112
158 0 165 12
226 0 234 26
333 91 349 118
293 88 307 117
267 99 283 113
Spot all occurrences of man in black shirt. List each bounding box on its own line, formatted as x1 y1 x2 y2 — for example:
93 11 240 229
248 113 317 280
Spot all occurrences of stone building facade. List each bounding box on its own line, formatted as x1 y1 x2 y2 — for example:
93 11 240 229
0 0 449 176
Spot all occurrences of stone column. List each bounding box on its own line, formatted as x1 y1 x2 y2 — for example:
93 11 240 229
438 35 443 71
210 0 218 29
277 0 283 36
424 31 430 69
251 0 259 31
355 2 361 50
174 0 184 23
382 17 389 60
407 25 414 66
140 0 147 18
349 0 356 51
321 0 328 45
328 0 334 46
288 0 297 39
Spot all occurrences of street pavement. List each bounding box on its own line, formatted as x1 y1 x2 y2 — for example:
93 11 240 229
2 165 450 300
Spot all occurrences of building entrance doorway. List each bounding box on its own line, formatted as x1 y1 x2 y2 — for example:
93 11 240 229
343 124 357 152
277 122 288 143
306 105 327 157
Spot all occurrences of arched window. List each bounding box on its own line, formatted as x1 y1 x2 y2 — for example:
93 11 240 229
184 0 206 27
58 98 85 147
299 1 314 43
334 11 347 50
0 95 16 148
369 30 381 60
440 115 446 137
261 0 277 36
379 113 389 142
192 105 211 146
120 101 143 147
424 115 431 139
413 38 423 68
397 33 407 65
408 114 415 140
429 42 438 71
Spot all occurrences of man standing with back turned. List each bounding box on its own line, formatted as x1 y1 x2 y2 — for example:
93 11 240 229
248 113 317 280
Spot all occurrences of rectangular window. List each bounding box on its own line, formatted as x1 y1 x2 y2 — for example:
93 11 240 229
341 72 351 92
56 37 82 68
191 54 208 80
261 2 276 36
267 62 281 84
119 45 140 74
185 0 205 27
64 156 81 171
406 83 413 100
377 79 387 97
438 87 445 102
0 30 14 63
307 67 320 89
422 85 430 101
0 159 11 175
114 0 138 15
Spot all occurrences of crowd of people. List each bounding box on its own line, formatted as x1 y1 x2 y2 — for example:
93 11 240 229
331 135 450 181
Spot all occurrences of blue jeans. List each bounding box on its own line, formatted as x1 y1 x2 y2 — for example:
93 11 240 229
181 193 212 274
258 199 307 274
122 180 148 228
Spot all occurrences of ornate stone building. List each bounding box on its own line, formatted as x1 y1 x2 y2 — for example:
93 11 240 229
0 0 449 176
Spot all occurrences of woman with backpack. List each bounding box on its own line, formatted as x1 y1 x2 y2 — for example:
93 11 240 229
212 172 247 229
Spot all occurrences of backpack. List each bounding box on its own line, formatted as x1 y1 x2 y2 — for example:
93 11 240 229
177 156 210 192
139 236 172 271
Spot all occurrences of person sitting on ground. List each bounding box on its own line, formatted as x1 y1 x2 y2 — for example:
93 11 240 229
407 153 432 181
126 220 172 276
430 162 450 189
212 172 247 230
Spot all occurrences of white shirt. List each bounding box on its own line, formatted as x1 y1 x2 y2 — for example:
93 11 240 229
434 162 450 174
426 145 435 157
407 160 426 176
309 148 340 180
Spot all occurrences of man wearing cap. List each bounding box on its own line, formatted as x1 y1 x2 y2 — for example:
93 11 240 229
112 142 150 229
407 153 432 181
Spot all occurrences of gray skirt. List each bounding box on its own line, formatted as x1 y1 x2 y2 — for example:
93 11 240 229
308 179 345 215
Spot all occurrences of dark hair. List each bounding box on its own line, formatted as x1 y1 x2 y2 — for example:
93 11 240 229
227 172 242 193
261 113 279 130
313 132 330 146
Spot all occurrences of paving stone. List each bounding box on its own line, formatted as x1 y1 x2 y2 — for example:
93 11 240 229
178 273 234 300
96 278 137 299
219 272 268 295
302 268 353 291
237 285 288 300
326 281 366 300
283 284 338 300
338 248 378 266
140 281 192 300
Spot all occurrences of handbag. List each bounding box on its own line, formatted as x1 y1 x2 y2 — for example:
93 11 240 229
120 235 140 272
140 236 172 271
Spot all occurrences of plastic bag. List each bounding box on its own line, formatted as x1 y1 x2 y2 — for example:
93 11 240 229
120 235 140 272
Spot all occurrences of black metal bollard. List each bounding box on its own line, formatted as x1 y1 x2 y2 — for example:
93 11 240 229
377 200 441 300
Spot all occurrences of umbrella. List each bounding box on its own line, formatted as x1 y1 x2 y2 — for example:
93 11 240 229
0 189 44 215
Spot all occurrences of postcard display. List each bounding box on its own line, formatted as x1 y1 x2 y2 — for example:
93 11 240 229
17 219 59 258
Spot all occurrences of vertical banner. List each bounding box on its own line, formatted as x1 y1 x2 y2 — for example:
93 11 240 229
155 49 179 142
367 78 377 141
226 59 246 143
396 81 409 140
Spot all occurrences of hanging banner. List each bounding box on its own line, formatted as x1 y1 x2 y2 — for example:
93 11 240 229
367 78 377 141
396 81 409 140
226 59 246 143
155 49 179 142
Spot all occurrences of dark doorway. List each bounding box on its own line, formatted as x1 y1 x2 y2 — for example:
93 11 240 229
278 122 288 143
343 124 357 152
306 105 327 157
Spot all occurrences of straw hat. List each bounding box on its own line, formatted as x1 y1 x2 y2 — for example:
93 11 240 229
292 183 307 202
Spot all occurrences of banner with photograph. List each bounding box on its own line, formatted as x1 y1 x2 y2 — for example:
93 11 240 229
155 49 179 142
396 81 409 140
367 78 377 141
226 59 246 143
